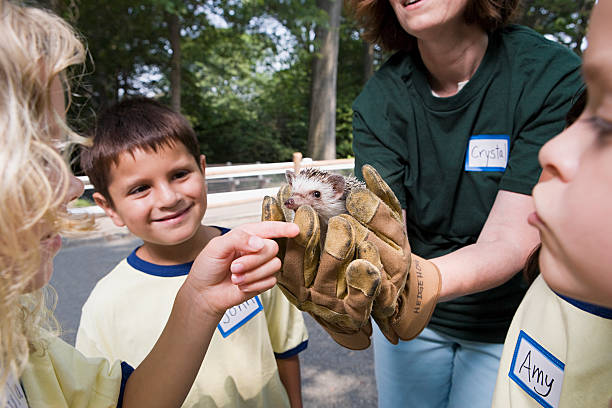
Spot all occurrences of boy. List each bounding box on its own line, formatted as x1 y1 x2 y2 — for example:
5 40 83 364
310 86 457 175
492 1 612 406
77 98 308 408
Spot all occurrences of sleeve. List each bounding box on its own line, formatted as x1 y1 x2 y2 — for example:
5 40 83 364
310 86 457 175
117 362 134 408
261 286 308 359
500 46 583 195
353 109 409 208
21 335 124 408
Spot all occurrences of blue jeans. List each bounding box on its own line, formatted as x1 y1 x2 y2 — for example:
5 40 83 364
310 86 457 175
373 325 504 408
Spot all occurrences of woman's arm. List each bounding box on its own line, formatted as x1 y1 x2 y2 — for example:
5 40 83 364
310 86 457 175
427 190 540 302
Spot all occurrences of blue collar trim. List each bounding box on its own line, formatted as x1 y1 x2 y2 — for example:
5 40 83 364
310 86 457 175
126 226 230 277
556 293 612 319
127 250 192 277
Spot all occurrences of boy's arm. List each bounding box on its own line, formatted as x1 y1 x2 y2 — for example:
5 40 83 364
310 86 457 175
121 222 299 408
277 355 303 408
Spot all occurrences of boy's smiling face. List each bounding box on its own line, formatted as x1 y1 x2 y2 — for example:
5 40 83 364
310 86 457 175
530 0 612 308
95 141 207 248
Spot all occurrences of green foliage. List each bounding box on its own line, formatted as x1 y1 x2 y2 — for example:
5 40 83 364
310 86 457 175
53 0 591 165
71 198 95 208
515 0 594 55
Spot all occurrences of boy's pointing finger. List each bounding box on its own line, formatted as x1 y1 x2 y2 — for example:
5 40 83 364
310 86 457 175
238 221 300 239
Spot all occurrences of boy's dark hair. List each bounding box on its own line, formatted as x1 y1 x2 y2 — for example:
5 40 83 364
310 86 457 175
81 97 200 207
523 88 587 284
346 0 520 52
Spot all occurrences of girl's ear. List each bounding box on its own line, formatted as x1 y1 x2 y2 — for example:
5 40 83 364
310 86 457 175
93 192 125 227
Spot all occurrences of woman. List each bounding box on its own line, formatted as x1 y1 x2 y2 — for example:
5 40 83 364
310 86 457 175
347 0 583 406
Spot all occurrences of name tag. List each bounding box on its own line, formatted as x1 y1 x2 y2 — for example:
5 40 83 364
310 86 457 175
509 330 565 408
217 296 263 338
464 134 509 171
4 373 29 408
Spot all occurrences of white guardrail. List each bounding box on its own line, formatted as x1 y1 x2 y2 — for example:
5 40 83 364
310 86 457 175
69 155 355 215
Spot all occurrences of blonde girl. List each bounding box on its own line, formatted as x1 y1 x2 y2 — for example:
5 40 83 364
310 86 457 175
0 0 87 396
0 1 299 406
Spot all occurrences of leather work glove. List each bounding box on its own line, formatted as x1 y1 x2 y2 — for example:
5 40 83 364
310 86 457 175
262 186 382 350
346 165 442 344
262 165 442 348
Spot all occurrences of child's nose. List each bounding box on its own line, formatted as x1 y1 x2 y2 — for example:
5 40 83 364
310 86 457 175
66 174 84 203
156 183 180 207
538 125 582 183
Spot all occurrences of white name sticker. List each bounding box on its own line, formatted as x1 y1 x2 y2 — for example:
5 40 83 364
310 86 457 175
4 372 29 408
508 330 565 408
464 134 509 171
217 296 263 338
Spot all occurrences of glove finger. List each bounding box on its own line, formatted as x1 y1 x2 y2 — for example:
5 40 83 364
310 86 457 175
373 318 399 345
284 205 320 288
356 240 383 270
361 164 402 221
311 315 372 350
345 258 381 325
340 214 407 296
262 195 288 261
262 195 285 222
313 215 355 298
356 241 395 319
277 184 294 222
346 189 404 248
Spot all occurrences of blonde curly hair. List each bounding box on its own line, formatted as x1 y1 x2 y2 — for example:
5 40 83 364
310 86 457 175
0 0 85 398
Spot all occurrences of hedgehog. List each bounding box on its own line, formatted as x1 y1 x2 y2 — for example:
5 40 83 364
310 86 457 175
284 168 366 244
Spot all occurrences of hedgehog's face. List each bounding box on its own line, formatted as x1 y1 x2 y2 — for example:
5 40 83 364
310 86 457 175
283 169 346 220
283 181 325 212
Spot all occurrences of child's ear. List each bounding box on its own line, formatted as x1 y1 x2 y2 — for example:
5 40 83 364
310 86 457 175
92 192 126 228
199 154 206 173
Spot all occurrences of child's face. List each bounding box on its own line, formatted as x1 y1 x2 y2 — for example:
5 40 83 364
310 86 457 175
32 77 85 290
97 142 207 248
530 0 612 308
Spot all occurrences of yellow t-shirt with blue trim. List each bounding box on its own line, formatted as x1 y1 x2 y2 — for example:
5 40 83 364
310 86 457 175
492 275 612 408
75 237 308 408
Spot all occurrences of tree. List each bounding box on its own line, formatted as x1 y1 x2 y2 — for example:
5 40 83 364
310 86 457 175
516 0 594 55
307 0 342 160
47 0 592 166
165 11 182 111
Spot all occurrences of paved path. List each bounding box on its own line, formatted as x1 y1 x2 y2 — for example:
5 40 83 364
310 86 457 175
52 203 378 407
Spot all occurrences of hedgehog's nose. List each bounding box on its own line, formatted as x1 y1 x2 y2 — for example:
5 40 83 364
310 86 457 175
284 198 297 210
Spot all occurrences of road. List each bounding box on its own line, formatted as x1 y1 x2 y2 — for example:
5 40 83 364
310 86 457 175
51 229 378 407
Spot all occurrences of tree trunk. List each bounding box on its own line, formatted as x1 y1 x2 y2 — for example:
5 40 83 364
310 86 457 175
166 11 181 112
307 0 342 160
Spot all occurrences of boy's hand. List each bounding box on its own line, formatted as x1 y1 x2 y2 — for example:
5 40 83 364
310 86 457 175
185 222 299 320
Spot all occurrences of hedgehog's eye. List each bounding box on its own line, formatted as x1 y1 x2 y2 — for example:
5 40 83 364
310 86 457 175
313 191 321 198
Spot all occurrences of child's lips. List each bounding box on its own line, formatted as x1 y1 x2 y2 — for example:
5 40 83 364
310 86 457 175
527 211 546 229
154 205 193 223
